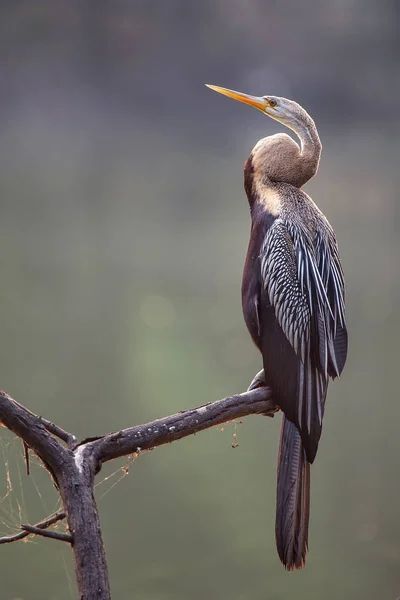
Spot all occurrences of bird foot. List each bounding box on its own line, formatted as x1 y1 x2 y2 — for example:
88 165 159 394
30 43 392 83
247 369 278 418
247 369 266 391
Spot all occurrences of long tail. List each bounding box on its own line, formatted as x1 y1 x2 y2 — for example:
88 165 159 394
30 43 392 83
275 416 310 570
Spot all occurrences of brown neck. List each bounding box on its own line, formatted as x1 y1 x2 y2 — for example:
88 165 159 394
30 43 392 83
244 117 321 207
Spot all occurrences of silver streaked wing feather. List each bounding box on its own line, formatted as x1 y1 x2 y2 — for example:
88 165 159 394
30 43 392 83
260 219 310 361
260 217 346 434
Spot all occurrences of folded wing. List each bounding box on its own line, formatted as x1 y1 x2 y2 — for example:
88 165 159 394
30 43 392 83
259 217 347 461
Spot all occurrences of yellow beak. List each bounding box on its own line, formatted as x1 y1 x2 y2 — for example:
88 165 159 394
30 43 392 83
205 84 268 112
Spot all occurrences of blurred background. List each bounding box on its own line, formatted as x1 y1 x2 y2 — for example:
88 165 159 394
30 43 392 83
0 1 398 598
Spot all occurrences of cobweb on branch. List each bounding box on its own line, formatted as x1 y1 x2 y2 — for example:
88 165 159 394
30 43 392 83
95 452 138 500
0 429 140 538
0 429 65 541
0 432 32 537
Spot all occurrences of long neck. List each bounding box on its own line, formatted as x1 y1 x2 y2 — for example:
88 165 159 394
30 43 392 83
289 113 322 185
245 115 322 204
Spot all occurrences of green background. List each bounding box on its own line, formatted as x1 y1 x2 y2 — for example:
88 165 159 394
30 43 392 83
0 1 398 598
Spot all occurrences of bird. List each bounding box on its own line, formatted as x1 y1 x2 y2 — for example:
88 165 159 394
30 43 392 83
206 84 347 570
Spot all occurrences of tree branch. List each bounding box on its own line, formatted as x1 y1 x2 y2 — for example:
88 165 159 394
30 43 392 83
85 386 276 465
39 417 77 449
0 384 276 599
20 524 73 544
0 511 66 544
0 390 69 479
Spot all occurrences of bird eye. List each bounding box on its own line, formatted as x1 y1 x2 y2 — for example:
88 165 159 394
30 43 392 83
269 98 277 108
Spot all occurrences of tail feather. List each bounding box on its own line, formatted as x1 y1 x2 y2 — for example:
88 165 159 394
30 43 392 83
275 416 310 570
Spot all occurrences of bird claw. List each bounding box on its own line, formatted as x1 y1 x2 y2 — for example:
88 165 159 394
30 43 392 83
247 369 266 391
247 369 277 417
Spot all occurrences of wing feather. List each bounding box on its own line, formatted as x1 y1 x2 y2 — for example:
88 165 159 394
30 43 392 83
259 217 347 459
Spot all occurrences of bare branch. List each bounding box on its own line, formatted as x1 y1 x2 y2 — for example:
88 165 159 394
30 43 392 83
92 386 276 464
39 417 77 449
0 511 66 544
0 390 69 475
0 384 276 599
21 524 73 544
23 441 30 476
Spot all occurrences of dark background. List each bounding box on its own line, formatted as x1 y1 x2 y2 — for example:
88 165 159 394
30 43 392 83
0 1 398 598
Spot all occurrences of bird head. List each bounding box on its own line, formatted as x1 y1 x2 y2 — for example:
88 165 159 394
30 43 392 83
205 84 312 138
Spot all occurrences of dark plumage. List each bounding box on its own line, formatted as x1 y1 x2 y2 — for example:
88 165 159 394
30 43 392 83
207 85 347 570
